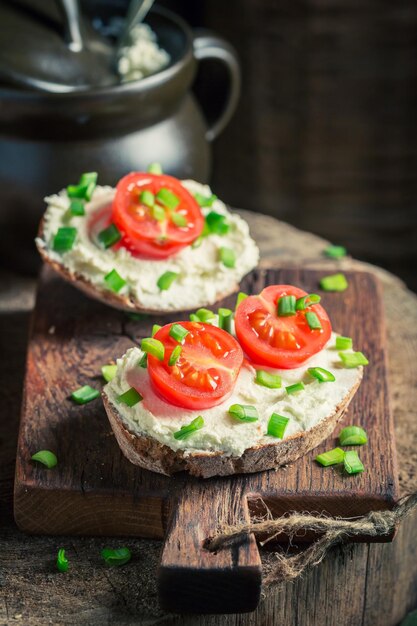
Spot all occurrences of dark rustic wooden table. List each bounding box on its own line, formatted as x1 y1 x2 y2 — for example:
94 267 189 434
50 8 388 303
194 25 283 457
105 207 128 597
1 211 416 625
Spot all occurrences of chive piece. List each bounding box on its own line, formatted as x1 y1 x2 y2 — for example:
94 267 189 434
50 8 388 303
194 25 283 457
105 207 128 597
169 323 189 343
189 313 200 322
152 324 162 337
174 415 204 440
219 247 236 268
194 192 217 207
192 235 203 249
70 199 85 216
141 337 165 361
236 292 248 309
344 450 365 474
71 385 100 404
171 212 188 227
57 548 69 573
267 413 289 438
336 336 353 350
228 404 258 423
320 273 348 292
104 269 126 293
218 308 233 333
98 223 121 249
140 190 155 208
306 311 322 330
156 188 180 210
205 211 229 235
157 271 178 291
138 353 148 368
67 172 97 201
255 370 282 389
31 450 57 469
152 204 166 222
101 364 117 382
278 295 296 317
307 367 335 383
339 426 368 446
168 345 182 366
53 227 77 252
101 547 132 567
295 294 321 310
195 308 216 323
118 387 142 407
339 351 369 368
286 382 305 394
324 245 347 259
147 162 163 175
316 447 345 467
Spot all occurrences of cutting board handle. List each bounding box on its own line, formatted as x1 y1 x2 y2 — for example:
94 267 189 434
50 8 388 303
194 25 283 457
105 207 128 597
158 478 262 614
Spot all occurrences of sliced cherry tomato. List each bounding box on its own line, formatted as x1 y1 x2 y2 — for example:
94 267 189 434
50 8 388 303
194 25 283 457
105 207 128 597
234 285 332 369
111 172 204 259
148 322 243 409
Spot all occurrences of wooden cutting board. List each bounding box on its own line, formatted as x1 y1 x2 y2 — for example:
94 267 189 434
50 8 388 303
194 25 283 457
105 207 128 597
14 266 398 614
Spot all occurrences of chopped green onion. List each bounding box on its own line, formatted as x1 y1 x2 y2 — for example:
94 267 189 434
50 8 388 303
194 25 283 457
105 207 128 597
156 188 180 210
101 364 117 382
324 245 347 259
67 172 97 201
320 273 348 292
344 450 365 474
218 308 233 333
171 212 188 227
192 235 203 249
228 404 258 423
236 292 248 308
306 311 322 330
174 415 204 440
69 199 85 216
157 271 178 291
315 447 345 467
53 227 77 252
194 192 217 207
168 345 182 366
140 190 155 208
307 367 335 383
152 204 166 221
336 336 353 350
295 294 321 310
189 313 200 322
286 382 305 394
195 308 216 322
278 295 296 317
31 450 57 469
267 413 289 438
205 211 229 235
138 353 147 368
98 223 121 249
152 324 162 337
339 426 368 446
101 547 132 567
339 351 369 368
169 323 189 343
56 548 69 572
141 337 165 361
104 269 126 293
147 162 163 175
117 387 142 407
219 246 236 268
71 385 100 404
255 370 282 389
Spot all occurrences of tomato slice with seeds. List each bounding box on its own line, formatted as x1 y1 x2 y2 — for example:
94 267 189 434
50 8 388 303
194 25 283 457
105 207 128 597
234 285 332 369
111 172 204 259
148 322 243 409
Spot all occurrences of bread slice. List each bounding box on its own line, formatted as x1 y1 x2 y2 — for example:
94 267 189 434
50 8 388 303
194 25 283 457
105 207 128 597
102 370 362 479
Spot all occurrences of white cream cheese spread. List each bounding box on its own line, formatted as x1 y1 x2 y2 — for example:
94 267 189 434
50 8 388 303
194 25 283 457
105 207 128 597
36 180 259 312
104 333 361 458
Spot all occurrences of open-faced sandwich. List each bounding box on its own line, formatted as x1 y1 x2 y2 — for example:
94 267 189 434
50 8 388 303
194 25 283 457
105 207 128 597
102 285 367 478
36 166 259 314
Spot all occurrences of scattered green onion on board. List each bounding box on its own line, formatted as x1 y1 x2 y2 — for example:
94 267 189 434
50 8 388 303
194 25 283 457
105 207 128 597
147 162 163 175
98 223 121 249
140 190 155 208
104 269 126 293
171 212 188 227
205 211 229 235
194 192 217 207
101 364 117 382
126 312 148 322
101 547 132 567
267 413 289 438
31 450 58 469
156 188 180 210
324 245 347 259
295 293 321 310
344 450 365 474
315 447 345 467
218 308 233 333
56 548 69 573
152 324 162 337
305 311 322 330
339 351 369 368
219 246 236 268
169 323 189 343
168 345 182 366
286 382 305 394
255 370 282 389
53 227 77 252
307 367 335 383
320 273 348 292
152 204 166 222
71 385 100 404
339 426 368 446
174 415 204 440
195 308 216 323
117 387 143 407
69 199 85 216
236 292 248 308
138 353 147 368
335 336 353 350
228 404 259 423
278 295 296 317
141 337 165 361
157 271 178 291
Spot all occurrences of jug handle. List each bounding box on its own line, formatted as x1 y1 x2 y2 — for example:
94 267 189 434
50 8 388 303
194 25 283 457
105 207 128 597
193 31 241 142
